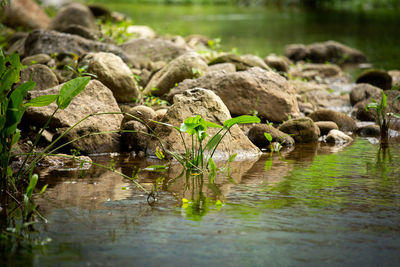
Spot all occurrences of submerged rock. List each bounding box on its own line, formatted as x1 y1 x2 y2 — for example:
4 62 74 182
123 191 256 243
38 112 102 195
308 109 357 132
278 117 320 143
326 129 353 144
356 69 393 90
121 120 150 153
315 121 339 136
356 124 380 137
248 124 295 148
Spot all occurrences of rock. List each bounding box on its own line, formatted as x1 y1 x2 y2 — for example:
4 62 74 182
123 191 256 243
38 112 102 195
144 52 208 96
350 83 381 106
185 34 210 49
5 32 27 56
24 80 123 154
289 63 345 82
278 117 320 143
240 54 271 70
264 54 291 72
298 102 315 116
24 30 130 64
168 67 300 122
49 3 97 34
248 124 295 148
121 120 150 153
2 0 51 29
315 121 339 136
308 109 357 132
147 88 261 160
356 69 393 90
62 25 98 40
18 64 58 90
389 70 400 88
208 53 271 71
127 25 156 39
155 108 168 117
326 129 353 144
119 38 190 68
81 52 139 102
208 63 236 73
356 124 380 137
87 4 112 19
123 105 157 124
285 40 367 64
21 54 51 65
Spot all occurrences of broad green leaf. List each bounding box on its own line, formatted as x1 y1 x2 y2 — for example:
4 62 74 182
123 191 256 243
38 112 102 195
57 77 90 109
223 115 260 128
184 115 202 125
203 120 222 129
26 174 39 198
264 132 273 142
204 133 222 151
7 52 22 70
0 68 19 93
26 94 58 107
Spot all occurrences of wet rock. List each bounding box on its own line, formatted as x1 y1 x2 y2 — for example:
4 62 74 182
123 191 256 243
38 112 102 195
357 124 380 137
2 0 51 29
121 120 150 153
144 52 208 96
18 64 58 90
119 38 190 68
208 63 236 73
289 63 346 82
389 70 400 88
24 80 123 154
356 69 393 91
24 30 130 63
81 52 139 102
264 54 291 72
49 3 97 34
21 54 51 65
278 117 320 143
326 129 353 144
350 83 381 106
123 105 157 124
208 53 270 71
147 88 261 160
315 121 339 136
308 109 357 132
168 67 300 122
40 154 92 169
248 124 295 148
285 40 367 64
127 25 156 39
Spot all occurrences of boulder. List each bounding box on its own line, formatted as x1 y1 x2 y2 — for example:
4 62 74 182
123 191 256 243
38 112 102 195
127 25 156 39
49 3 97 34
248 124 295 148
24 80 123 154
81 52 139 102
62 25 98 40
24 30 130 63
278 117 320 143
147 88 261 160
208 53 270 71
144 52 208 96
285 40 367 64
119 38 190 68
264 54 290 72
350 83 381 106
168 67 300 122
208 63 236 73
326 129 353 144
123 105 157 124
5 32 27 56
18 64 58 91
2 0 51 29
356 124 380 137
21 54 51 65
308 109 357 132
121 120 150 153
315 121 339 136
289 63 345 82
389 70 400 88
356 69 393 90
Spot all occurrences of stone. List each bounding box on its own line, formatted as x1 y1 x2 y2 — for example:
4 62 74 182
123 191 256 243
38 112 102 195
87 4 112 19
356 69 393 90
123 105 157 124
289 63 345 81
147 88 261 160
2 0 51 29
21 54 51 65
315 121 339 136
208 63 236 73
278 117 320 143
49 3 97 34
62 25 98 40
208 53 271 71
24 30 130 64
24 80 123 154
168 67 300 122
308 109 357 132
5 32 27 56
248 124 295 148
81 52 139 102
389 70 400 88
18 64 58 91
326 129 353 144
127 25 156 39
121 120 150 153
356 124 380 137
144 52 208 96
264 54 291 72
350 83 381 106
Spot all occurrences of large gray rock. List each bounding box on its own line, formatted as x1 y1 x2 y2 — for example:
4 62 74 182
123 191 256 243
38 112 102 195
81 52 139 102
2 0 51 29
285 40 367 64
24 80 123 154
264 54 291 73
248 124 295 148
121 120 150 153
18 64 58 91
49 3 97 34
278 117 320 143
168 67 300 122
24 30 130 63
147 88 261 160
350 83 381 106
308 109 357 132
144 52 208 96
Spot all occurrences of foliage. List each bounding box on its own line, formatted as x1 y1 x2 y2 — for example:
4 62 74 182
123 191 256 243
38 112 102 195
64 54 97 79
97 18 135 44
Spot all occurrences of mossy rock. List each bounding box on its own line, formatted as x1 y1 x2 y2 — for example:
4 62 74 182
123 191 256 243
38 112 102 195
356 69 393 91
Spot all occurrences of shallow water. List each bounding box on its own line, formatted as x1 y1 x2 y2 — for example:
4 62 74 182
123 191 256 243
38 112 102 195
6 138 400 266
103 4 400 71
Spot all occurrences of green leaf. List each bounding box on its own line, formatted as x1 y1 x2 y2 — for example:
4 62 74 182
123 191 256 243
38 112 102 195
0 115 6 131
382 91 387 108
144 165 168 172
203 120 222 129
392 114 400 119
57 77 90 109
26 174 39 198
0 49 5 76
265 157 272 171
228 153 237 163
26 94 59 107
365 102 378 111
264 132 273 142
205 133 222 151
208 158 217 180
8 52 22 70
392 94 400 104
39 184 48 195
0 68 19 93
223 115 260 128
11 129 21 146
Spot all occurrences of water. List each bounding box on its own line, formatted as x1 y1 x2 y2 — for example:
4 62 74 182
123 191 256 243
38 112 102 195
103 4 400 70
5 138 400 266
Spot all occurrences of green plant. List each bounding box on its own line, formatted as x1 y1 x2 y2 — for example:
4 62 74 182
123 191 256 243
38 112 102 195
97 18 134 45
64 54 97 79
